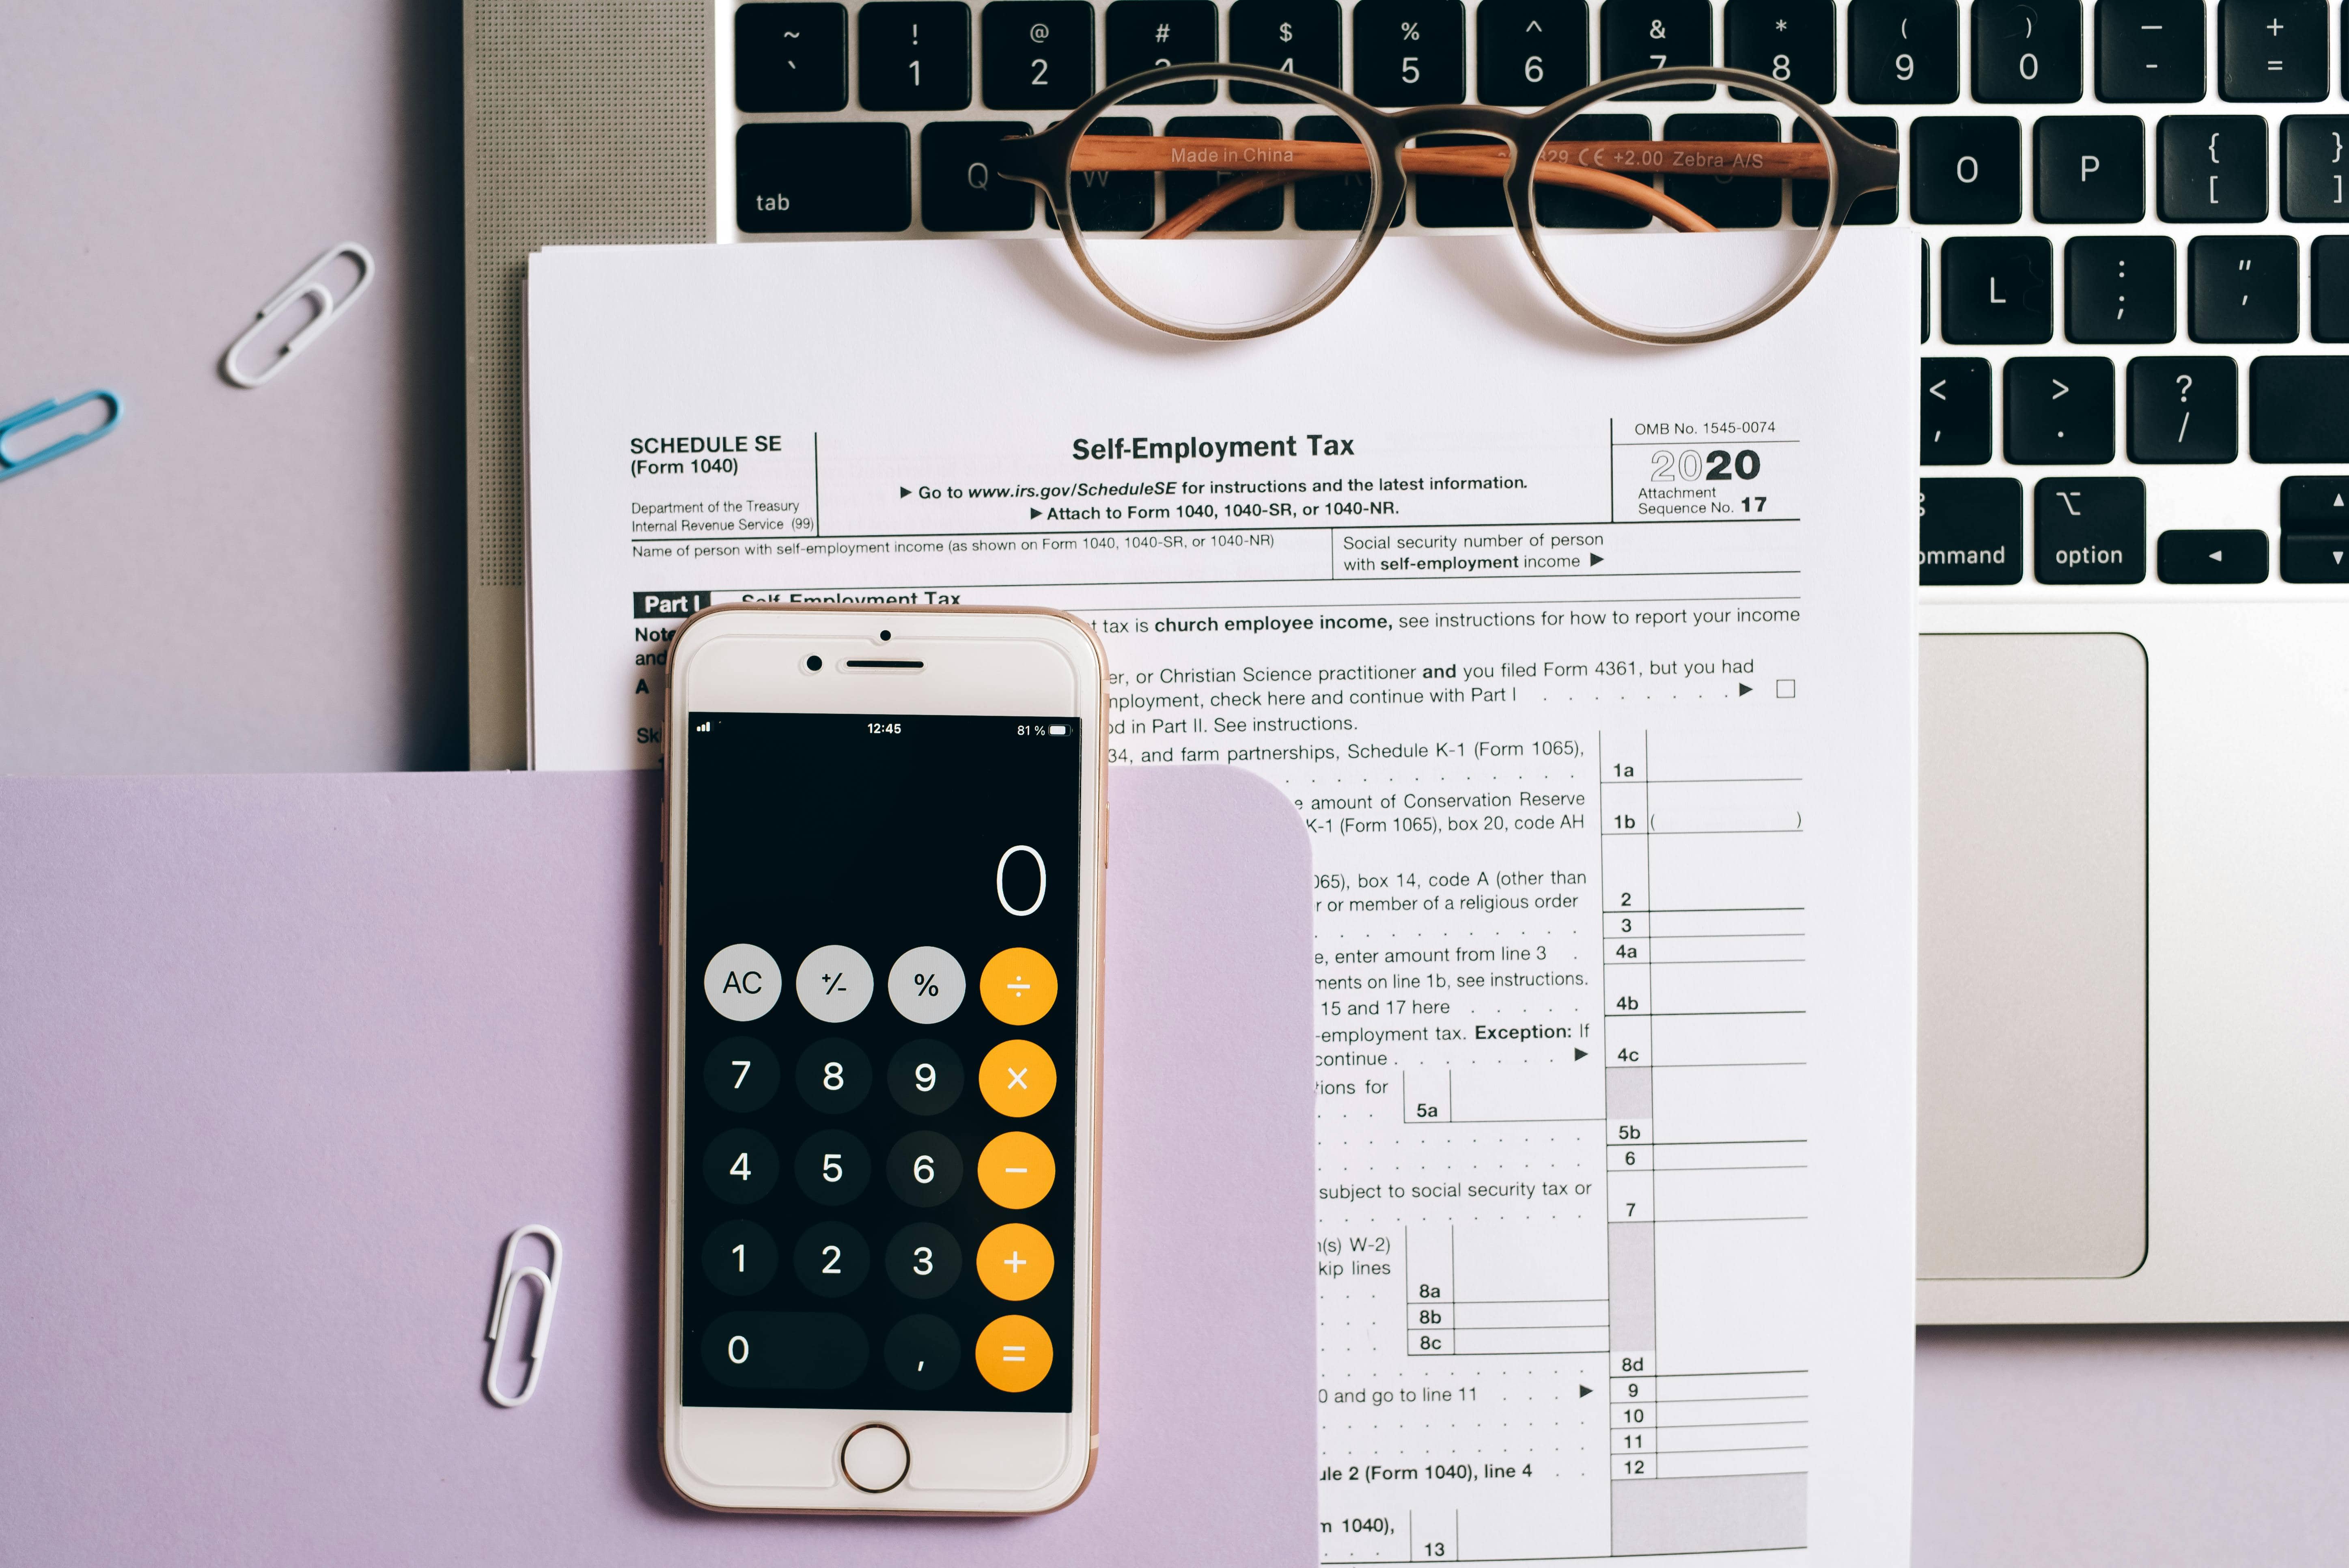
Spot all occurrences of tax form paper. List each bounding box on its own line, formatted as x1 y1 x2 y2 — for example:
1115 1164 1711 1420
528 231 1916 1566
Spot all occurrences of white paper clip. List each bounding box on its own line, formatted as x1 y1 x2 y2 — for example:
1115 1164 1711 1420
484 1224 562 1408
221 242 375 389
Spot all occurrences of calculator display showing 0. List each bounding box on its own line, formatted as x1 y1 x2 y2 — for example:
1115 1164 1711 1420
681 711 1082 1412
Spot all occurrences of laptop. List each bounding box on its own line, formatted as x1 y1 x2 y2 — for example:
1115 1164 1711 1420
463 0 2349 1324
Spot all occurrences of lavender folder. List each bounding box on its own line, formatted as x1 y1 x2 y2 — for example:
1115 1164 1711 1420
0 765 1314 1565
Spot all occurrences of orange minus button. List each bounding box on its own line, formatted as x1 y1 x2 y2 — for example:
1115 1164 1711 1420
977 1131 1056 1209
975 1314 1054 1393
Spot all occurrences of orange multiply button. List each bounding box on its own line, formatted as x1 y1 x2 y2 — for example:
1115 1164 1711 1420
978 947 1057 1027
979 1039 1056 1117
975 1314 1053 1393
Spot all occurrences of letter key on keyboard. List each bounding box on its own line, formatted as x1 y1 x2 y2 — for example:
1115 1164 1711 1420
1912 115 2022 220
2034 115 2146 220
1941 237 2054 341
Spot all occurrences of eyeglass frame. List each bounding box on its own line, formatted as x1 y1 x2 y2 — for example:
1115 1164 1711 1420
985 62 1901 346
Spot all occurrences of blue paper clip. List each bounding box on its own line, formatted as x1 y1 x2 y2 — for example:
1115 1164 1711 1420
0 391 122 483
222 242 375 389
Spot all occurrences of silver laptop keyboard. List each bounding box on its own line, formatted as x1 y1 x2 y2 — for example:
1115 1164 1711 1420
722 0 2349 589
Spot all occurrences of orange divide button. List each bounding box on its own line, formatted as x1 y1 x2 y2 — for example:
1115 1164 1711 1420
980 1039 1056 1117
976 1314 1054 1392
976 1222 1054 1300
976 1131 1056 1209
978 947 1058 1027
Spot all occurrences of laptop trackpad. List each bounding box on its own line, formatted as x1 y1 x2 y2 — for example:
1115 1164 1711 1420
1918 633 2147 1280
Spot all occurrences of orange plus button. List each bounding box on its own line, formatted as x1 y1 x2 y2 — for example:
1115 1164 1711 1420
975 1314 1054 1392
976 1131 1056 1209
980 1040 1056 1118
978 948 1058 1027
976 1223 1054 1301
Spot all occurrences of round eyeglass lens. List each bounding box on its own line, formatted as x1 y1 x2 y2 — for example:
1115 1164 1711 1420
1526 78 1842 341
1062 72 1386 337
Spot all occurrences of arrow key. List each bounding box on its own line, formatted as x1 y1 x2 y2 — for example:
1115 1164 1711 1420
2281 534 2349 582
2157 527 2269 583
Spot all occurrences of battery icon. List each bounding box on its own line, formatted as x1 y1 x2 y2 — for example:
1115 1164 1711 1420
1048 724 1067 735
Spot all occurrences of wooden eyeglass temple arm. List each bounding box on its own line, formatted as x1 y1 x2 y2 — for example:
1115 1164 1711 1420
1058 136 1843 239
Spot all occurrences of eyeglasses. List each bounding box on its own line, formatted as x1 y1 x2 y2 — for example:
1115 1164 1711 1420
986 64 1899 345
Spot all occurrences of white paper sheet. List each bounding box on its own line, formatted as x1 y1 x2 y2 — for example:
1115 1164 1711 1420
527 233 1916 1565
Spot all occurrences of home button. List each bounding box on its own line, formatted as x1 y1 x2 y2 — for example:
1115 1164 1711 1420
840 1423 910 1493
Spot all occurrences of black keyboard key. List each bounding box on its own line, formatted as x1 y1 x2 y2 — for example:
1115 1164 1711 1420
1912 116 2021 222
1295 114 1379 228
1416 132 1512 224
1106 0 1219 103
2036 477 2146 582
2317 235 2349 340
737 3 850 111
1231 0 1344 97
1921 356 1992 463
1355 0 1468 104
1793 116 1897 224
2189 235 2298 341
1941 237 2053 343
2219 0 2329 100
1601 0 1715 99
1065 115 1154 230
2282 116 2349 220
981 0 1093 108
1725 0 1835 101
2097 0 2205 101
2006 356 2117 462
860 2 973 110
2035 115 2144 221
2127 355 2238 461
921 120 1034 229
2067 235 2176 341
2282 473 2349 523
2158 528 2271 581
737 122 912 232
1919 478 2024 584
2251 356 2349 460
1922 237 1931 341
1535 113 1655 226
2158 116 2269 221
1167 114 1288 227
1974 0 2084 102
1480 0 1591 104
1849 0 1960 102
2279 476 2349 578
1663 113 1780 226
2281 533 2349 578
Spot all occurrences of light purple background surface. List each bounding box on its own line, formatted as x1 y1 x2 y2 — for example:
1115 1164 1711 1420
0 765 1314 1563
11 4 2349 1558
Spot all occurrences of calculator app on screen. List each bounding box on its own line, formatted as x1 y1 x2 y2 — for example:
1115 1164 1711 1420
682 711 1082 1412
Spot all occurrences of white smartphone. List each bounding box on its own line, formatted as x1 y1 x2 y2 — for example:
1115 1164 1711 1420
657 604 1106 1514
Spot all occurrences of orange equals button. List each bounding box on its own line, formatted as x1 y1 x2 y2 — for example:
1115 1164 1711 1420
976 1314 1053 1392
